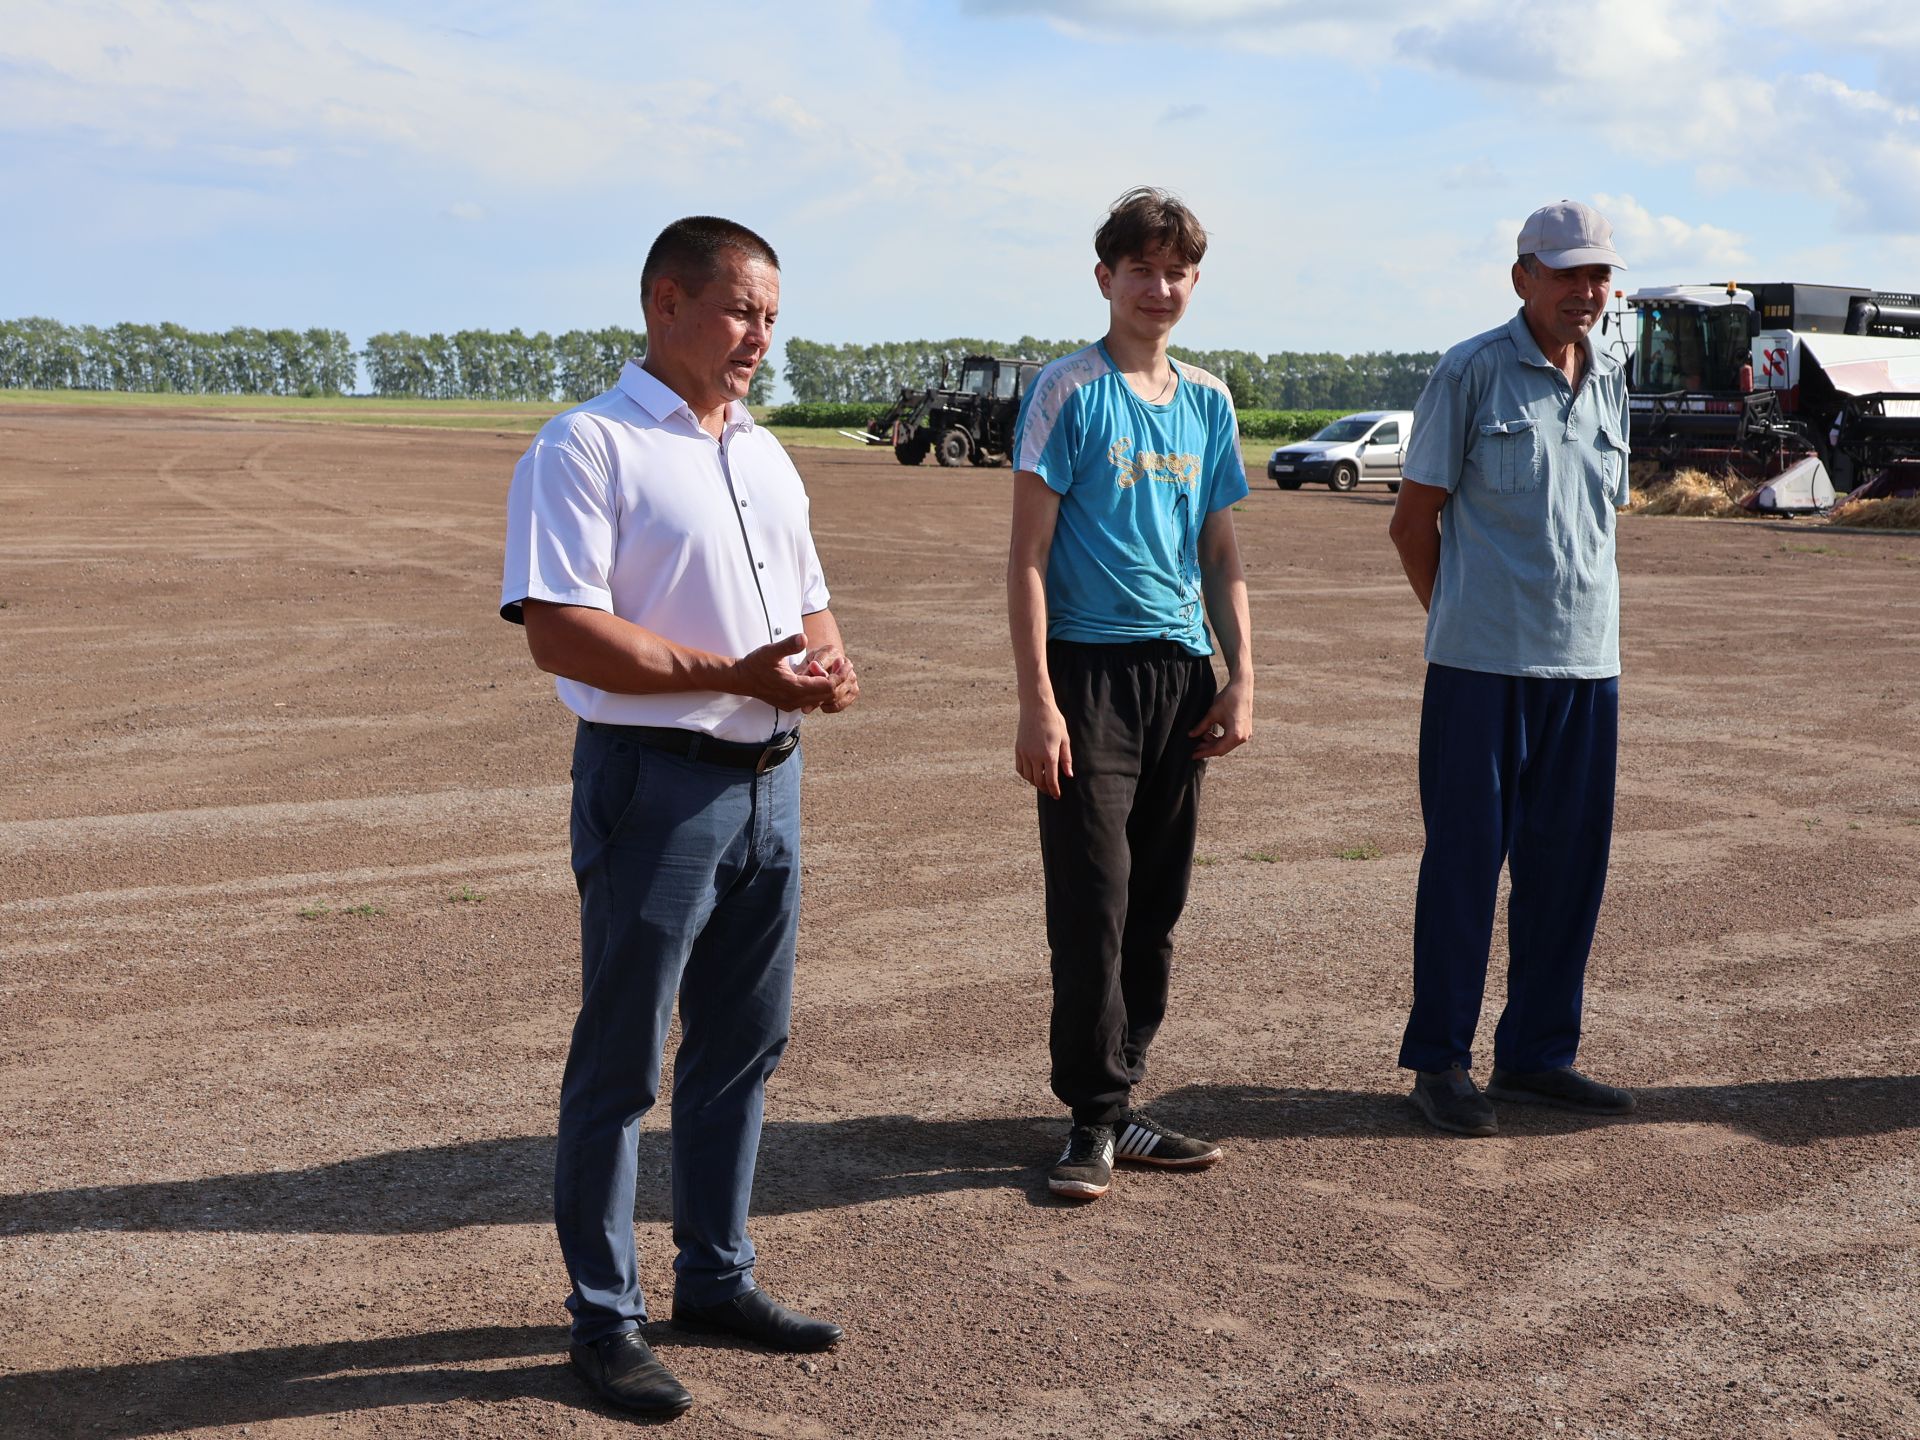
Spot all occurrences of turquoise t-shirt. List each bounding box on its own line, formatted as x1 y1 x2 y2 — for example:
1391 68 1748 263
1012 342 1248 655
1402 311 1629 679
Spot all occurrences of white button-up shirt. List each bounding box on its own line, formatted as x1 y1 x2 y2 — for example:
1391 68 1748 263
500 361 831 741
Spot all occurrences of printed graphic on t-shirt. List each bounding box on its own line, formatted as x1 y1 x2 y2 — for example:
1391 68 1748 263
1107 436 1201 490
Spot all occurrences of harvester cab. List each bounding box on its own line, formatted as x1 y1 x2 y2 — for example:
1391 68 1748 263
1627 282 1920 490
859 354 1046 468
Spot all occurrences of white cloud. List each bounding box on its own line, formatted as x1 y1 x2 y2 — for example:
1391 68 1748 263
959 0 1920 251
8 0 1920 357
0 0 696 187
1591 193 1752 274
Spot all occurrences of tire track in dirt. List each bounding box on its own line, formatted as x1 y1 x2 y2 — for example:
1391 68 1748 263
155 443 479 583
238 444 503 556
0 783 568 859
0 847 562 922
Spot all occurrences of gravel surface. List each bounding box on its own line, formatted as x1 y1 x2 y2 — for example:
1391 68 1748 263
1 410 1916 1439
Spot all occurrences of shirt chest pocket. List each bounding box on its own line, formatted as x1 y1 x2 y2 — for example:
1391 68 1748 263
1475 418 1544 495
1595 422 1627 502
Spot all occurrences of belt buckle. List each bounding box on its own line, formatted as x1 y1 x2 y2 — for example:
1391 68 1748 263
757 731 796 774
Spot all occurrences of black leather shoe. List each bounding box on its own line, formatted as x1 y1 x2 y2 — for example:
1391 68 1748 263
1487 1065 1635 1115
673 1287 843 1352
568 1330 693 1418
1410 1066 1499 1137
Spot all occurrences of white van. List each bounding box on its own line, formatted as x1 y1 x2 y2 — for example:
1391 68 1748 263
1267 410 1415 492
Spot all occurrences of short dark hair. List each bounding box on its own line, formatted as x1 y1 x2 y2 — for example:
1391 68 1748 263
1518 253 1542 275
1094 187 1208 268
640 216 779 312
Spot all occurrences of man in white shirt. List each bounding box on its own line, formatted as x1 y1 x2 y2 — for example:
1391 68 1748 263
500 215 857 1419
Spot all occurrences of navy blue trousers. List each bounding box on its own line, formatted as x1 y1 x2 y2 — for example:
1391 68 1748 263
1397 663 1618 1075
554 720 801 1344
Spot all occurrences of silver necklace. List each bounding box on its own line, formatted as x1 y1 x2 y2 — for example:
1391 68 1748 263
1143 367 1175 404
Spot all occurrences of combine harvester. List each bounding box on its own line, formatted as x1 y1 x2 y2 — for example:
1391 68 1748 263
1625 281 1920 509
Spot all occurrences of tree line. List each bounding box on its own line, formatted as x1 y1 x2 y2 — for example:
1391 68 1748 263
782 338 1443 411
0 318 770 405
1 317 1436 410
0 318 357 397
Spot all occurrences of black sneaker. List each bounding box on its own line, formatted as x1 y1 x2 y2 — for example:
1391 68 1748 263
1410 1066 1499 1137
1113 1110 1224 1168
1048 1123 1115 1199
1487 1065 1635 1114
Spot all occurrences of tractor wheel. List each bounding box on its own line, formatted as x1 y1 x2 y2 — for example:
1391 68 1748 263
1328 463 1359 492
1386 481 1401 494
936 428 972 467
894 437 930 466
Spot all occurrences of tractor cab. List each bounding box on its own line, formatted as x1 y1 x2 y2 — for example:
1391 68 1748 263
956 354 1039 401
865 354 1047 468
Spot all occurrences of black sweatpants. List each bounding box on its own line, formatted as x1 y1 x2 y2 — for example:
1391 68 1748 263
1039 639 1217 1126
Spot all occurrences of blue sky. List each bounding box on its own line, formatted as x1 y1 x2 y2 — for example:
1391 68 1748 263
6 0 1920 388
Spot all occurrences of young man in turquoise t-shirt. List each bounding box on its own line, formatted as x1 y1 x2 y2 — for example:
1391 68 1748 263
1007 187 1255 1201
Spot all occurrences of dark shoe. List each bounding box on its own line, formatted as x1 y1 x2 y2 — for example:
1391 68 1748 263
1410 1066 1499 1137
1487 1065 1635 1114
568 1330 693 1419
1047 1123 1115 1200
672 1287 842 1353
1114 1109 1223 1168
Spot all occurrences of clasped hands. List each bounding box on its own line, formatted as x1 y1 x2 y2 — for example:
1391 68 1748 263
734 633 859 714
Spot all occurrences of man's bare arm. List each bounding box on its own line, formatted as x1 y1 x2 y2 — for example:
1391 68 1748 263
1008 471 1072 799
1387 480 1449 612
520 599 835 711
1191 506 1253 759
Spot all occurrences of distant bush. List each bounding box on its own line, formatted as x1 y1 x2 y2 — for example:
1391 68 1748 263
764 401 888 428
1239 409 1345 442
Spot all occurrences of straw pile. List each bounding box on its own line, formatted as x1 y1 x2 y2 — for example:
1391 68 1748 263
1828 495 1920 530
1627 467 1758 518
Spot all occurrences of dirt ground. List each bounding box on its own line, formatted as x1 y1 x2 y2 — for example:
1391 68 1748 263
1 408 1917 1440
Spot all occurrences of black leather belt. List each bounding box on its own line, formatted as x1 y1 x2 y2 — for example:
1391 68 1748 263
590 722 799 774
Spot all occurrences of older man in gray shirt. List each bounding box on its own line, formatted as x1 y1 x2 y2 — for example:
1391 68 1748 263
1387 200 1637 1137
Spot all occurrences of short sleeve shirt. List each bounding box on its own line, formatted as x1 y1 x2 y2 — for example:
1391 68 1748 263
499 361 830 741
1012 343 1249 655
1402 310 1629 679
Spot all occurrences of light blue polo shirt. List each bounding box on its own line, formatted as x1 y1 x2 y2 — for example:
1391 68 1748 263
1402 310 1629 679
1013 342 1248 655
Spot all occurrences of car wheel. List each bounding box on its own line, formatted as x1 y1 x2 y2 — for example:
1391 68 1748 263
1328 463 1358 492
1274 477 1302 491
936 427 971 467
1386 481 1401 493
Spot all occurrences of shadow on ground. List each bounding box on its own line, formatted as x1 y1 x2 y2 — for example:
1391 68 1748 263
2 1077 1911 1240
2 1077 1912 1436
1156 1073 1920 1148
0 1325 586 1440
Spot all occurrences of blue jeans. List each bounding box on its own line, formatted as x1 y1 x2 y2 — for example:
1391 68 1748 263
1398 664 1618 1075
554 719 801 1344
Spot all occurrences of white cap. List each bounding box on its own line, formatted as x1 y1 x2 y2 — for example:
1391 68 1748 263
1517 200 1626 270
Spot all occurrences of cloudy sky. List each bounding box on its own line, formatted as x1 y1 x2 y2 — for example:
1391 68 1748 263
6 0 1920 382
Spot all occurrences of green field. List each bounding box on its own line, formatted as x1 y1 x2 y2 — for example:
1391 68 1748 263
0 388 877 448
0 388 1274 463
